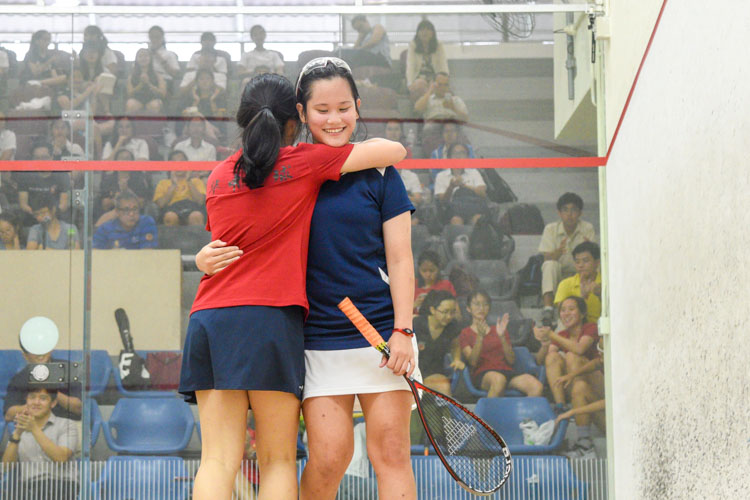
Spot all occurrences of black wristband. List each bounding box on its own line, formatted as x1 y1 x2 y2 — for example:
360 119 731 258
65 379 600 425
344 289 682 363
9 436 20 444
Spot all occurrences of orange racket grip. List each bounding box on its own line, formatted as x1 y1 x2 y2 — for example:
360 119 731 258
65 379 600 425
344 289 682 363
338 297 387 350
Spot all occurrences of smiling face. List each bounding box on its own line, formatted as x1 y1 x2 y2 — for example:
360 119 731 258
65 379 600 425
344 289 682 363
25 389 56 419
298 76 360 148
0 220 16 244
559 297 584 330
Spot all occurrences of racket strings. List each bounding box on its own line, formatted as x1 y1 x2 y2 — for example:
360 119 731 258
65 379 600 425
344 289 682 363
418 388 511 493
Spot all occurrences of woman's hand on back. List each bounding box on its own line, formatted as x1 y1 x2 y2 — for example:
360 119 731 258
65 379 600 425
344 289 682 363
196 240 243 275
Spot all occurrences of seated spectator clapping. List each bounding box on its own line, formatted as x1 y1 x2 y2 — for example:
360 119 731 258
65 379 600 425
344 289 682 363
83 25 120 75
413 290 463 396
125 48 167 114
554 242 602 324
459 290 543 398
19 30 67 90
58 40 113 115
534 296 600 414
178 71 227 122
102 117 150 161
93 190 158 249
182 32 228 91
1 387 79 500
153 154 206 227
25 193 80 250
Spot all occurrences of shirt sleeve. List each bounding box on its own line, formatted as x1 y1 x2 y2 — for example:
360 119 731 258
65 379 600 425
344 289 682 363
465 169 485 188
135 139 149 161
581 220 597 243
381 166 415 222
433 170 450 196
303 143 354 182
538 222 558 253
459 327 476 350
399 170 422 194
58 419 80 456
582 322 599 340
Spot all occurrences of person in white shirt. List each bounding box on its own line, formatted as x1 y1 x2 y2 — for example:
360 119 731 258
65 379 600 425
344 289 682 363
181 51 227 91
173 117 217 162
147 26 180 85
0 111 16 161
238 25 285 86
101 118 150 161
433 144 487 225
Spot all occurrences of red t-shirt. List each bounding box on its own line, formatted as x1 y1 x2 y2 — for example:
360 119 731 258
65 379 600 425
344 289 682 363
554 322 600 360
459 325 513 377
190 143 354 315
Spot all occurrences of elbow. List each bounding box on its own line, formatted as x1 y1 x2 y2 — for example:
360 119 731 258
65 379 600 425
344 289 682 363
393 142 407 162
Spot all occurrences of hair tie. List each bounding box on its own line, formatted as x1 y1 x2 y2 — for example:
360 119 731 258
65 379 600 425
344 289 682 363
259 105 272 112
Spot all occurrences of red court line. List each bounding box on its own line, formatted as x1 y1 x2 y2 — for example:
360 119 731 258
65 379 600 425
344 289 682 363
0 157 606 172
605 0 669 160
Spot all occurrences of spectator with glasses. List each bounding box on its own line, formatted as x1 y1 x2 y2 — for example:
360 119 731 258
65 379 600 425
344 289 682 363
93 190 158 249
413 289 464 396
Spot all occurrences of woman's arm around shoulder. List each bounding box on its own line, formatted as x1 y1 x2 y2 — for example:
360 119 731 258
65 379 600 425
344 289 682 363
340 138 406 173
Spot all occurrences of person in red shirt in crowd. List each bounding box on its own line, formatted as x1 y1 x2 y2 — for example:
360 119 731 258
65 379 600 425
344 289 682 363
459 289 542 398
413 249 456 312
177 72 406 500
533 295 600 414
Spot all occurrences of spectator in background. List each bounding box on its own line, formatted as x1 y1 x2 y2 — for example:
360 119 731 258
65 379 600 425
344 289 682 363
538 192 596 321
147 25 180 86
70 40 113 115
534 296 599 414
430 122 474 159
238 25 285 85
19 30 67 90
0 45 9 78
94 150 152 226
25 193 80 250
93 190 158 249
180 52 227 93
555 241 602 324
4 339 82 422
183 32 228 90
339 15 391 68
17 140 70 224
125 48 167 114
178 69 227 121
0 111 16 161
102 117 150 161
174 117 217 162
414 72 468 154
414 250 456 312
48 119 84 160
1 386 79 500
413 289 463 396
406 20 449 101
0 212 22 249
83 25 119 75
153 158 206 227
460 290 543 398
434 144 487 225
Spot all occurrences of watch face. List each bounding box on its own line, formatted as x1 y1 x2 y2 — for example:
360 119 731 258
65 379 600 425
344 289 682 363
30 363 50 382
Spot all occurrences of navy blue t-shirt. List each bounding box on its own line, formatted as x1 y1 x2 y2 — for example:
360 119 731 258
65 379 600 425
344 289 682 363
304 167 414 350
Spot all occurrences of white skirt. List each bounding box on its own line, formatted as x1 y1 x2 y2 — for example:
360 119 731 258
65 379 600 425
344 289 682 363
303 336 423 410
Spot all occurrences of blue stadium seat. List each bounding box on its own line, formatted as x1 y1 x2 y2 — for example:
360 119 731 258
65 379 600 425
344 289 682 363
51 350 113 397
503 455 588 500
474 397 568 454
0 350 25 398
86 399 103 448
0 399 5 441
91 456 189 500
102 397 194 454
112 350 176 398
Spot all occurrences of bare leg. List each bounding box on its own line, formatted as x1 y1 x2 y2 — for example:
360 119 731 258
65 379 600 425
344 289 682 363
359 391 416 500
193 390 249 500
545 352 566 404
480 371 508 398
570 379 594 427
248 391 301 500
300 395 355 500
508 373 544 397
422 373 452 396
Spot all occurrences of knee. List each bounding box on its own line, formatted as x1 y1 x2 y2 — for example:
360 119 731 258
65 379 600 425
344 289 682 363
162 211 179 225
308 440 354 476
570 379 589 400
545 352 563 369
125 99 142 114
368 434 410 470
450 216 464 225
188 211 205 226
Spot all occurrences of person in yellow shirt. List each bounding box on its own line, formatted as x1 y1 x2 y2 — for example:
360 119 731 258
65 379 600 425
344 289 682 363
554 241 601 324
153 151 206 226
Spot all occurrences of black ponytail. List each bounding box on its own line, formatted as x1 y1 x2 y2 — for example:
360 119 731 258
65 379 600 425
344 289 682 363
234 73 298 189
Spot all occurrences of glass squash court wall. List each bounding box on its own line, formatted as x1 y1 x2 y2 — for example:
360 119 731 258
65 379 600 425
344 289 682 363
0 4 608 498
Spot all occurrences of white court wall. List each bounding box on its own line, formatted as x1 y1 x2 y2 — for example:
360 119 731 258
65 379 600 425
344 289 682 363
604 0 750 498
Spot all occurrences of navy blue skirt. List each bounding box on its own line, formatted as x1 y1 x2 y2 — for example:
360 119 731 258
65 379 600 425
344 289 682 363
179 305 305 404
